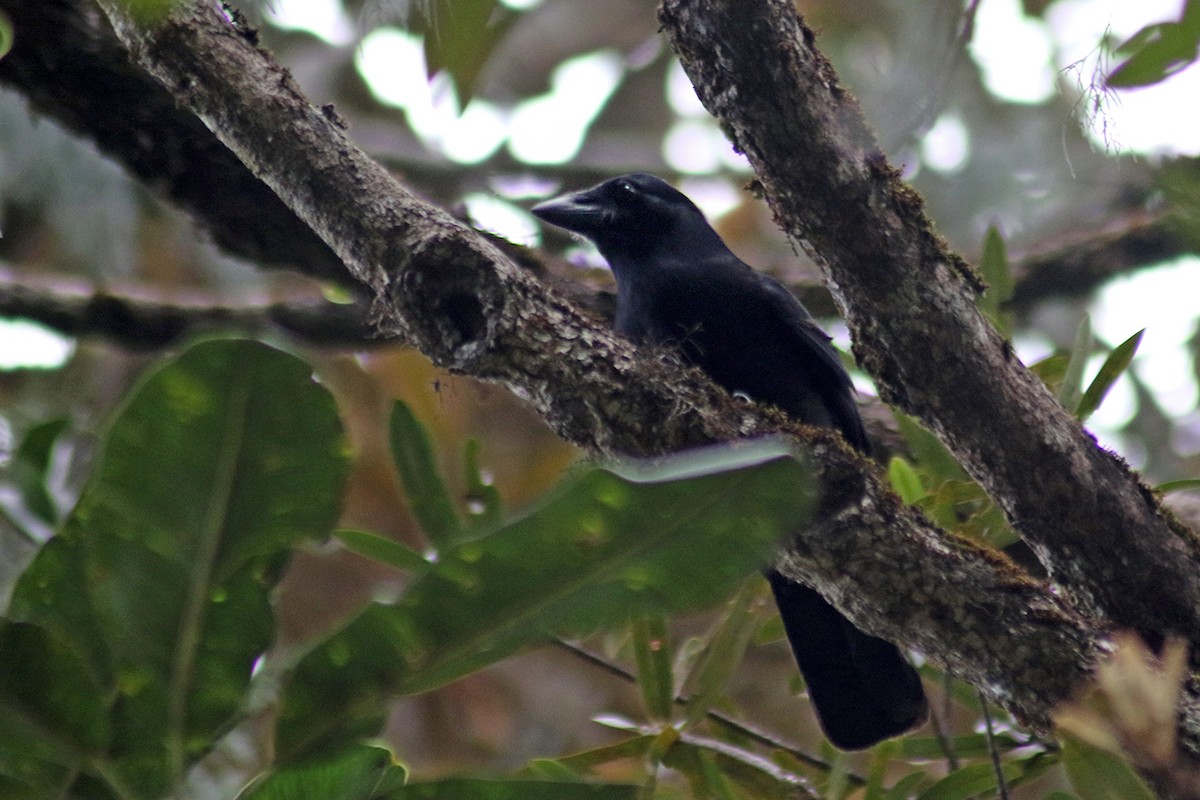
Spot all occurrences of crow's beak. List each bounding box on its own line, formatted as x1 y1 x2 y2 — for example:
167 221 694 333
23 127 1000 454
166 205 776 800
530 191 606 235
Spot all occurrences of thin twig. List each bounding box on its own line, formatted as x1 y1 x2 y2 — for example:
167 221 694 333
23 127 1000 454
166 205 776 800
553 638 866 787
930 672 961 771
978 690 1010 800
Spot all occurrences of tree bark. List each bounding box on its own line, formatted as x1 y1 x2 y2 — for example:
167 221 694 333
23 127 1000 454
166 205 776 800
658 0 1200 654
9 0 1199 770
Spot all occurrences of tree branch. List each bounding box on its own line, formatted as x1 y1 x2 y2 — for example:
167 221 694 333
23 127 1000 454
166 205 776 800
0 0 352 288
0 273 384 349
76 0 1106 735
1010 211 1194 313
658 0 1200 661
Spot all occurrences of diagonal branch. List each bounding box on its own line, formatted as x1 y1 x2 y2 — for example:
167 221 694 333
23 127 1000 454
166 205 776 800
657 0 1200 656
0 0 352 288
79 0 1105 734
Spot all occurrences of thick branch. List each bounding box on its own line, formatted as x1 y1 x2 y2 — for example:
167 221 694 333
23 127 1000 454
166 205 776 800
658 0 1200 654
0 0 351 287
82 0 1107 731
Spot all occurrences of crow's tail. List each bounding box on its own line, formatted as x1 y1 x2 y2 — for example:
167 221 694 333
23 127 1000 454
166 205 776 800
767 570 928 750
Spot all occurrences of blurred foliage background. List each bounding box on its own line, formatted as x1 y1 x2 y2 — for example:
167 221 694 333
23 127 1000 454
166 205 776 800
2 0 1200 797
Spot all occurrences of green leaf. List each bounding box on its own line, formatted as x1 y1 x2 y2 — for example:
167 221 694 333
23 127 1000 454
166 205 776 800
1060 733 1156 800
277 441 815 761
1029 353 1069 394
237 744 402 800
864 740 899 800
549 735 655 773
405 0 517 105
680 579 764 729
334 529 431 572
664 733 803 800
915 761 1026 800
0 620 110 753
385 779 637 800
9 418 68 526
978 226 1013 334
894 413 967 484
886 456 925 504
524 758 585 782
1059 315 1094 414
1077 329 1144 421
464 438 503 531
1109 2 1200 88
884 772 932 799
389 400 464 550
630 615 674 720
126 0 177 25
7 339 349 796
1156 478 1200 494
899 733 1022 760
663 744 739 800
0 10 13 61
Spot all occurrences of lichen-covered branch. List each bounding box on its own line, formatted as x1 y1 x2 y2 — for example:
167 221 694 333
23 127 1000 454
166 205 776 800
657 0 1200 655
66 0 1111 731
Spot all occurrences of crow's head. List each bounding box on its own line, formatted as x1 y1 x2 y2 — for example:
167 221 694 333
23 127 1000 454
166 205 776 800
531 173 721 261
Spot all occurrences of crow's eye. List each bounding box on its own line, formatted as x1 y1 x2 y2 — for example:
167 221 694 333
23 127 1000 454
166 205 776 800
617 181 637 197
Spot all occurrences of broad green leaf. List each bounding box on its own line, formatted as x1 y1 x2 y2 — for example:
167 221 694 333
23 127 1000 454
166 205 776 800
384 779 637 800
630 615 674 720
1061 733 1156 800
334 529 431 572
7 339 349 796
978 226 1013 334
464 438 503 531
9 418 68 525
886 456 924 504
680 578 764 729
1077 329 1144 421
0 775 46 800
1059 315 1093 414
277 441 814 761
237 744 402 800
389 401 463 550
0 620 110 753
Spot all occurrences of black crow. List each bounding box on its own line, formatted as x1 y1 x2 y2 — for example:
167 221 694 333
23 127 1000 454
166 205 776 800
532 173 927 750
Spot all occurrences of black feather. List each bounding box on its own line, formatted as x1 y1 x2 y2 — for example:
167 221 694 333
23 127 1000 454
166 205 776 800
533 173 927 749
